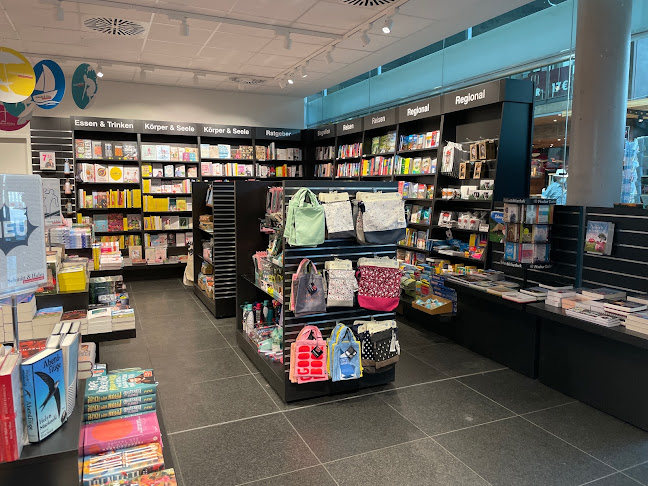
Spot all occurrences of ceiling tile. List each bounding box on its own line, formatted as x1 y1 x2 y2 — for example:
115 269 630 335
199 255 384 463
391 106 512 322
146 23 214 45
294 1 377 30
140 53 194 69
326 47 369 63
367 14 436 38
260 39 322 58
305 58 348 73
205 31 272 51
238 64 285 78
4 6 82 29
82 35 145 52
247 52 303 69
198 46 255 64
158 0 238 14
336 31 399 52
78 4 153 22
142 40 201 57
214 22 274 38
229 0 317 22
289 33 331 46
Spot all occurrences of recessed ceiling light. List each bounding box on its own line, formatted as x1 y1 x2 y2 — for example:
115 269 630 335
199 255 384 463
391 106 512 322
553 119 558 122
557 138 562 141
382 17 394 34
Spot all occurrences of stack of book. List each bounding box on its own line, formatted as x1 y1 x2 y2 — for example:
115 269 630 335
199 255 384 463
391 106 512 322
104 469 178 485
626 312 648 335
502 291 538 303
519 287 548 301
0 350 25 462
31 306 63 339
564 307 623 327
111 308 136 331
602 300 648 321
87 308 113 334
581 287 627 301
58 265 87 292
78 342 97 379
61 309 89 335
82 368 163 484
12 294 37 341
545 289 577 307
0 299 13 343
89 276 128 307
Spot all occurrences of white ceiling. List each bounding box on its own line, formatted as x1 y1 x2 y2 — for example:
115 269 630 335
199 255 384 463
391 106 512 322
0 0 532 96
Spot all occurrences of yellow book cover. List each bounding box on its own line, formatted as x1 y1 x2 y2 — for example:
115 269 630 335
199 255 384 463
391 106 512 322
142 179 151 193
176 199 186 211
404 158 410 174
162 198 170 211
141 164 152 177
123 217 128 230
133 190 142 208
119 236 125 249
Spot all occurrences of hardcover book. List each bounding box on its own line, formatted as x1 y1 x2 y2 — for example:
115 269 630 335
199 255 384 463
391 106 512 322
82 442 164 485
109 166 124 183
156 145 171 161
92 141 103 159
84 394 156 413
95 164 109 183
83 401 156 422
105 468 177 486
21 348 67 442
141 145 157 161
83 411 160 455
123 167 139 183
85 369 156 403
584 221 615 255
0 352 24 461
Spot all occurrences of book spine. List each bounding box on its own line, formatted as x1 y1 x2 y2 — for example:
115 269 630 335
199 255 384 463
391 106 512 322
20 365 38 442
84 384 156 404
83 402 156 422
0 373 12 420
84 429 160 455
1 415 18 462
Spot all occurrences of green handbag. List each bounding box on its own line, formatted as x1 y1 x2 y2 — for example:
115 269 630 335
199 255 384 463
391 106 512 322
285 188 325 247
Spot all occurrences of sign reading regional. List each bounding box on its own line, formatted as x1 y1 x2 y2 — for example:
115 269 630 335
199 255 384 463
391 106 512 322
0 175 47 292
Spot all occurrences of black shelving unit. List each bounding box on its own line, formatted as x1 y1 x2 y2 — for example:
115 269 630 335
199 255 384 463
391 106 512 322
235 180 398 403
313 125 336 179
253 127 304 180
360 108 398 178
334 117 364 180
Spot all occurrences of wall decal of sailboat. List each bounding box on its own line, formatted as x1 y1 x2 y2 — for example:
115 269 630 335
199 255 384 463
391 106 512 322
32 60 66 109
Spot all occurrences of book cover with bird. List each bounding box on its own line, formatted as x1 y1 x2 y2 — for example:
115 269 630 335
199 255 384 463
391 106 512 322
20 348 67 442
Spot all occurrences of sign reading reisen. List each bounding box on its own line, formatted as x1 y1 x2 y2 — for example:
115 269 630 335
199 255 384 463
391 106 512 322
335 117 363 136
200 124 252 139
363 108 397 129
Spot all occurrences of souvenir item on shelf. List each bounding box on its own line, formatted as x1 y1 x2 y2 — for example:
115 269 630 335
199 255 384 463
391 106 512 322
318 191 355 239
324 259 356 308
356 257 401 311
290 259 326 316
327 323 362 382
284 187 325 247
354 191 406 244
289 326 328 384
352 318 400 372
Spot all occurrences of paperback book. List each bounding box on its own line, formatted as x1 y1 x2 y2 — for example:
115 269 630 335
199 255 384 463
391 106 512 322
584 221 615 255
85 369 156 403
83 411 161 455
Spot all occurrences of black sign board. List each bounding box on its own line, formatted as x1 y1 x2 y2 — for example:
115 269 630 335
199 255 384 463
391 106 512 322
71 116 137 133
363 108 397 130
335 117 363 136
314 125 336 140
442 80 503 113
398 96 441 122
254 127 301 141
200 124 253 139
139 120 199 135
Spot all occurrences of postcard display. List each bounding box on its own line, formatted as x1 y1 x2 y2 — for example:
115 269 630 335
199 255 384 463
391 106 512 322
235 180 400 402
311 79 535 275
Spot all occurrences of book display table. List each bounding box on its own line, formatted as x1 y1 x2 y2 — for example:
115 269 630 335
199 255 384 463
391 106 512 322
444 281 540 378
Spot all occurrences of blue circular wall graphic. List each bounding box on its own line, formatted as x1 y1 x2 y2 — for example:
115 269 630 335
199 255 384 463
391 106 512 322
32 60 66 109
71 63 98 110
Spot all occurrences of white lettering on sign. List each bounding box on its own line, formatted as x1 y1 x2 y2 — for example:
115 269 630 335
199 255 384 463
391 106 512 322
74 119 98 127
265 130 293 137
455 89 486 106
144 123 170 132
342 123 354 131
106 121 134 130
317 128 331 137
233 128 250 135
406 103 430 117
176 124 195 132
372 116 386 125
204 126 226 135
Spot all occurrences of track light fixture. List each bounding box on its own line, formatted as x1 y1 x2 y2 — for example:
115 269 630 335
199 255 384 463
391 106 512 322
193 73 199 85
56 2 64 21
96 63 104 78
278 78 287 89
382 17 393 34
181 18 189 37
639 116 644 123
287 75 294 85
360 28 371 47
282 32 292 50
300 65 308 78
139 68 146 80
325 48 334 65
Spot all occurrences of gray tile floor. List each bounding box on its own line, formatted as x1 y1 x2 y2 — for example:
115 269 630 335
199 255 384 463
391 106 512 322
101 278 648 486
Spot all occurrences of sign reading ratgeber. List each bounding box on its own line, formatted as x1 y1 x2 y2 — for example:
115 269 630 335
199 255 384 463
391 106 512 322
200 124 252 139
140 120 199 135
442 80 502 113
71 116 137 132
254 127 301 141
0 175 47 292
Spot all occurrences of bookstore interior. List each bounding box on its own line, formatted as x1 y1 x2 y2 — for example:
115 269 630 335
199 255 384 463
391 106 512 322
0 0 648 485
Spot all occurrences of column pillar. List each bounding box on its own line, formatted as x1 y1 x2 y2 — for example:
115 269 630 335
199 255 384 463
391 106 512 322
567 0 632 207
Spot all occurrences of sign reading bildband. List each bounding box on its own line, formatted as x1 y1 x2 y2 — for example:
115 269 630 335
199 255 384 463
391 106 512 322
442 80 502 113
0 175 47 292
200 124 252 139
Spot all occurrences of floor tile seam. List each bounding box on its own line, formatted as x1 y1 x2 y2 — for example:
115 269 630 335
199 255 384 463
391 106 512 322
516 414 622 473
383 399 495 485
428 416 519 438
577 472 620 486
320 436 431 466
619 458 648 472
232 465 325 486
280 412 341 486
518 400 580 416
145 341 233 354
166 436 188 486
166 409 287 436
178 372 255 387
618 471 647 485
455 380 519 416
250 372 284 412
213 323 257 375
401 347 450 371
428 437 495 485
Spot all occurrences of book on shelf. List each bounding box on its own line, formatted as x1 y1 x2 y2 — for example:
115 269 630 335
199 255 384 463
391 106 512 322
60 331 80 418
584 221 615 255
123 167 139 183
85 369 156 404
95 164 109 182
152 164 163 178
141 164 152 178
92 141 103 159
0 351 25 462
21 348 67 442
108 166 123 183
141 145 156 161
82 442 164 486
170 146 180 161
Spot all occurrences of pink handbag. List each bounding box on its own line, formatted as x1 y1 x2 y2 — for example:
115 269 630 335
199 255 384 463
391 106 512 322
356 258 402 311
289 326 328 384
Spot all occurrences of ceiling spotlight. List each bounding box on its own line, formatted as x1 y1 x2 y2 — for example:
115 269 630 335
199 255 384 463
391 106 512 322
287 75 294 85
325 48 334 64
193 73 199 85
279 79 287 89
96 63 103 78
283 33 292 50
56 2 64 21
139 68 146 80
557 138 562 141
382 17 394 34
360 29 371 47
553 119 558 122
639 116 644 123
181 18 189 37
300 65 308 78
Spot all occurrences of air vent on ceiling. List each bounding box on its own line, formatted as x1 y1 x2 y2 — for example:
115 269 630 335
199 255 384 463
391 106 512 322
230 77 266 86
339 0 398 5
83 18 146 36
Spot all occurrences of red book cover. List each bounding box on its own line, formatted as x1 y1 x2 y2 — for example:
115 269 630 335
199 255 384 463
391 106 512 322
18 339 47 361
83 412 161 455
0 353 23 462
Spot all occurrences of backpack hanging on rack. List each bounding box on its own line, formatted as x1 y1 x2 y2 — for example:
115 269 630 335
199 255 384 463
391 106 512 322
289 325 328 384
356 257 402 311
324 259 356 308
290 259 327 316
327 323 362 382
354 191 406 244
284 188 325 247
352 318 400 373
318 192 355 239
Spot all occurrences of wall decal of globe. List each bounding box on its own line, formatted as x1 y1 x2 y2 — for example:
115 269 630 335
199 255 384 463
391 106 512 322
71 63 99 110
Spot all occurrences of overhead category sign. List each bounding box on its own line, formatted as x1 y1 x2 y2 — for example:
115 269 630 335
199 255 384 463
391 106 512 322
200 123 252 139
